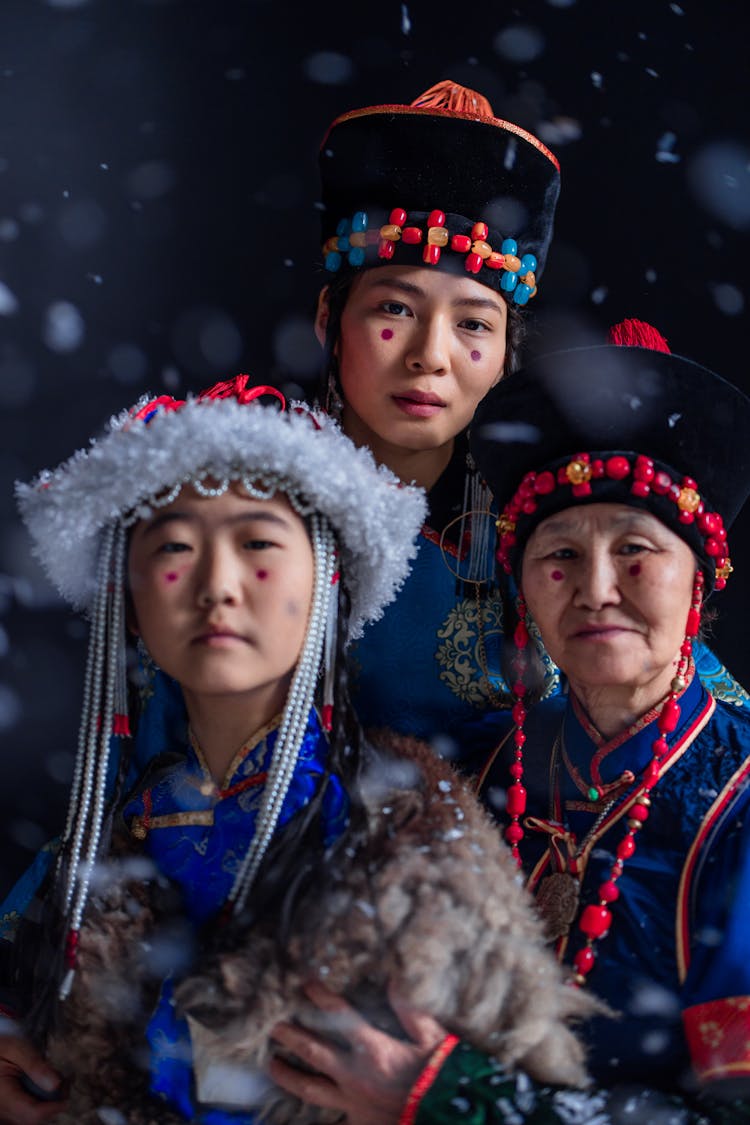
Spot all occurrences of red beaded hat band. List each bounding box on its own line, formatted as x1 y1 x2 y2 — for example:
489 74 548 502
495 450 732 592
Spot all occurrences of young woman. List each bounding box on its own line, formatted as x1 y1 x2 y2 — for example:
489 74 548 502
0 378 420 1121
268 332 750 1123
0 377 591 1124
314 80 562 753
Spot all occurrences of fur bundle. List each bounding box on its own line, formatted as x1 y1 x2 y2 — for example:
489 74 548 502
43 737 598 1123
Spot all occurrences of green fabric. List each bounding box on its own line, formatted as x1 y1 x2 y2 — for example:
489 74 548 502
414 1042 750 1124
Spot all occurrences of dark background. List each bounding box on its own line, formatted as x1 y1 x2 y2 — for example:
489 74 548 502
1 0 748 896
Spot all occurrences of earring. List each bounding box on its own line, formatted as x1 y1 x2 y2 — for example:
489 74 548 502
324 361 344 422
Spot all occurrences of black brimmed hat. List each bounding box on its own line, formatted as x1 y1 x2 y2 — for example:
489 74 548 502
470 327 750 589
318 81 560 306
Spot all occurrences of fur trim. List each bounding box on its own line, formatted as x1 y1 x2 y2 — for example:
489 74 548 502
16 398 426 639
48 739 600 1121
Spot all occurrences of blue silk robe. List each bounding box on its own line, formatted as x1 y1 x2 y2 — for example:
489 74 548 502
478 673 750 1088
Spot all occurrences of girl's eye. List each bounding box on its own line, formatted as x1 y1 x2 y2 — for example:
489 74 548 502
157 541 190 554
380 301 410 316
243 539 275 551
460 318 490 333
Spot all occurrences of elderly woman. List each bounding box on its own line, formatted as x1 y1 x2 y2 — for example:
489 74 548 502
270 331 750 1124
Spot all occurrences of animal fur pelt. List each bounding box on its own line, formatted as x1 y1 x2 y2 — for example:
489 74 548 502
43 735 600 1123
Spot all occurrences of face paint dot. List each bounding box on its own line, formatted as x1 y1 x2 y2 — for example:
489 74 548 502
470 349 482 362
629 563 642 577
551 569 564 581
381 328 394 340
165 572 179 583
256 569 268 581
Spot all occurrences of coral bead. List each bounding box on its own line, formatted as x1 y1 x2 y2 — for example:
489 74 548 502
534 471 556 495
512 702 527 725
423 244 441 266
402 226 423 244
598 880 620 902
428 209 446 227
450 233 471 253
378 239 395 260
579 905 611 938
605 456 630 480
573 946 596 975
465 252 483 274
658 698 681 734
629 802 650 822
686 608 701 637
616 834 636 860
471 220 488 240
506 783 527 817
505 823 524 845
390 208 407 226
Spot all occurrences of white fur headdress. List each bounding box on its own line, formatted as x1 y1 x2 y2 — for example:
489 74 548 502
17 380 425 639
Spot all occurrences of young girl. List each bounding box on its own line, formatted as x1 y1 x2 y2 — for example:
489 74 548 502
0 377 592 1124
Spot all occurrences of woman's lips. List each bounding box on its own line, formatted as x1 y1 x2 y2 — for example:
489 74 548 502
572 625 632 640
391 390 446 418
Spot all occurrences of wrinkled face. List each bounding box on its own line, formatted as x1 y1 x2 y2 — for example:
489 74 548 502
328 265 508 457
521 503 697 698
128 485 315 716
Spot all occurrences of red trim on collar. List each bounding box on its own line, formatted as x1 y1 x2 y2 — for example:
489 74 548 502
683 997 750 1082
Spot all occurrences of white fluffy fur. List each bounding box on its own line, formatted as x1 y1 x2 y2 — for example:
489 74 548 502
16 397 426 638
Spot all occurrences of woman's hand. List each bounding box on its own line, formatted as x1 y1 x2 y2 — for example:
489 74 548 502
269 982 447 1125
0 1032 66 1124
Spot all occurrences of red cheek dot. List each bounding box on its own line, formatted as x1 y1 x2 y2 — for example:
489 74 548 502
256 569 268 581
470 350 482 362
381 328 394 341
165 572 179 584
551 569 564 581
629 563 642 577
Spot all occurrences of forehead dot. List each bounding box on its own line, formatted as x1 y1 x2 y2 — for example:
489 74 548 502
381 328 394 340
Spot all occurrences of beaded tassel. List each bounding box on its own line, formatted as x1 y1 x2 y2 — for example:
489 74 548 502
59 523 128 999
321 555 340 733
229 514 338 913
572 569 705 985
506 591 529 866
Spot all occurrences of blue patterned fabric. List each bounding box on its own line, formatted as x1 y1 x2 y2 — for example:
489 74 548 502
0 708 349 1122
479 676 750 1087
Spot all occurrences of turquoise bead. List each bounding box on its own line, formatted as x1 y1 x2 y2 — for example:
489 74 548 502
348 247 365 267
337 235 351 251
513 282 532 305
325 251 342 272
501 238 518 255
500 270 519 292
520 253 537 273
352 211 368 232
336 218 351 237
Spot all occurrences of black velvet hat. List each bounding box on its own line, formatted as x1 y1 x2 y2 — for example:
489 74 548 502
318 81 560 306
470 331 750 589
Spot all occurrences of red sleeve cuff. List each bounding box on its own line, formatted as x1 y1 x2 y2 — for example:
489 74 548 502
399 1034 460 1125
683 997 750 1082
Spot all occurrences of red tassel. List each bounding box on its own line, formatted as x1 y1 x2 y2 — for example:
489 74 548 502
607 318 670 354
